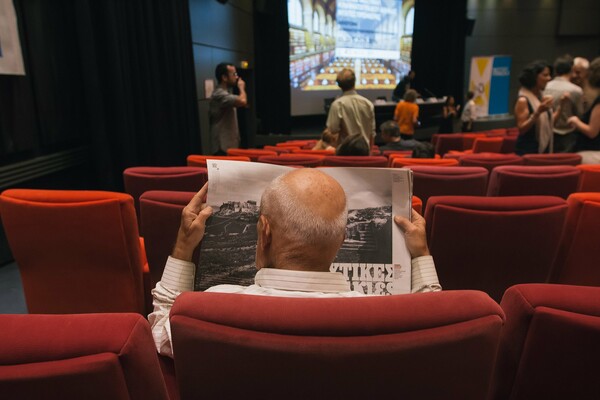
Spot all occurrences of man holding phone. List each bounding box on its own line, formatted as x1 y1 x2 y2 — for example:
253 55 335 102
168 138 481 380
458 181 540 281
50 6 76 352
209 62 247 155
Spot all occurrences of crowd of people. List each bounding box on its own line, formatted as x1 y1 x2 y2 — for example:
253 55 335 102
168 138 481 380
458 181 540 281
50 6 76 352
515 55 599 162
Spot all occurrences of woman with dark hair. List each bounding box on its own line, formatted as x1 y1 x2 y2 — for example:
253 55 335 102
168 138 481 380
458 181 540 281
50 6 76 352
439 96 458 133
514 60 560 154
568 57 600 164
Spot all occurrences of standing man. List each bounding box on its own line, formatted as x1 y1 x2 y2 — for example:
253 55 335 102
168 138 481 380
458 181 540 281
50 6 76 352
326 68 376 148
572 57 599 114
461 91 477 132
210 62 247 155
392 70 416 102
544 54 583 153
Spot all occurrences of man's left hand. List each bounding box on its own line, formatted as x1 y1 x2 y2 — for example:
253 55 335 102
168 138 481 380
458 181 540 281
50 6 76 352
172 183 213 261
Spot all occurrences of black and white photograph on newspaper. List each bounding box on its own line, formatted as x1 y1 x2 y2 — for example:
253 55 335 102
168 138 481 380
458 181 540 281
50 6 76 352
194 160 413 295
0 0 25 75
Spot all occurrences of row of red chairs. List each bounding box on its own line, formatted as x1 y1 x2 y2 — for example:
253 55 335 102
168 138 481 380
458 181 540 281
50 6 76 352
187 152 584 170
2 185 598 316
1 282 598 399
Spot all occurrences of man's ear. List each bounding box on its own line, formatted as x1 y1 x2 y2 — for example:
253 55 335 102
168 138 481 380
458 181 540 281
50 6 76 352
258 215 272 249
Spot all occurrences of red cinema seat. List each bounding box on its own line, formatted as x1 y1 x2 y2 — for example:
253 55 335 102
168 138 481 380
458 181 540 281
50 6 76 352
391 158 459 167
576 164 600 192
459 153 524 172
0 313 169 400
227 148 277 161
412 195 422 215
434 134 464 156
139 190 196 288
523 153 582 166
0 189 148 314
258 154 325 167
486 165 580 199
263 145 294 154
492 284 600 400
411 166 488 207
186 154 250 167
425 196 567 301
321 156 388 167
382 150 413 158
291 148 336 156
462 133 487 150
123 166 207 228
500 135 517 153
171 291 504 400
472 137 504 153
276 140 310 148
552 193 600 286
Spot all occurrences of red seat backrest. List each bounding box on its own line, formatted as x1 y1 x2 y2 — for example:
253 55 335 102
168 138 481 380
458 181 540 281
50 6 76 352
258 154 325 167
552 192 600 286
171 291 504 400
523 153 582 166
123 166 207 228
576 164 600 191
492 283 600 400
227 148 278 161
0 189 146 313
487 165 580 199
410 166 489 207
0 313 169 400
459 153 524 172
139 190 196 287
322 156 388 167
424 195 567 301
186 154 250 167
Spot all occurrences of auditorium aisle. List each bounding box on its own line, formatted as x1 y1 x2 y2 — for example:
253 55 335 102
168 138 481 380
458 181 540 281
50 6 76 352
0 262 27 313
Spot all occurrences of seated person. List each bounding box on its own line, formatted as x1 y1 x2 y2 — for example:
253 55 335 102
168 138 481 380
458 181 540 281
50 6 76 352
379 120 418 152
312 128 339 151
412 141 435 158
149 169 440 357
336 133 371 156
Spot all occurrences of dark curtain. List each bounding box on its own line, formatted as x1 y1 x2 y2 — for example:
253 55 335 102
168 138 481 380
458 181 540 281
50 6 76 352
412 0 468 104
253 0 291 135
0 0 199 190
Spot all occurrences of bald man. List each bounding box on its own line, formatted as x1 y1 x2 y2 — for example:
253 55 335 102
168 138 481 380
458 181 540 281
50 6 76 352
149 169 440 357
326 68 376 148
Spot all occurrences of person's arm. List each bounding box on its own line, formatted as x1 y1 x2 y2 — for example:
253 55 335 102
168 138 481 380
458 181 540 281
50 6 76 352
568 105 600 139
412 105 419 126
515 97 550 135
233 78 247 107
148 183 213 357
394 209 441 293
326 101 341 134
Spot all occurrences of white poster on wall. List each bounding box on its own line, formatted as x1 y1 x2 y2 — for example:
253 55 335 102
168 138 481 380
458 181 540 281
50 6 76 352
0 0 25 75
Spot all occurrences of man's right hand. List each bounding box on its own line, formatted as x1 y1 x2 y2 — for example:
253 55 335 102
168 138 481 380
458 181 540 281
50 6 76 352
237 77 246 91
394 209 430 258
171 183 213 262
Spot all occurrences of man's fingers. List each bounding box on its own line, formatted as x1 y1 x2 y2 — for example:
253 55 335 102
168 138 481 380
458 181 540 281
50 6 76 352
188 182 209 211
394 215 411 232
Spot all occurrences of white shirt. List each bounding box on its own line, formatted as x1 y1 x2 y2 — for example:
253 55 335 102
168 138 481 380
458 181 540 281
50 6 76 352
149 256 441 358
326 90 376 143
461 100 477 122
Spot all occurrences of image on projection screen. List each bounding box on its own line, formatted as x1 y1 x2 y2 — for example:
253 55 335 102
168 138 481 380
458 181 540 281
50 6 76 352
288 0 414 115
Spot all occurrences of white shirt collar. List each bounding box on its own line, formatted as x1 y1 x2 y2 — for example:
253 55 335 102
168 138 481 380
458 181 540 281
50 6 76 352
254 268 352 293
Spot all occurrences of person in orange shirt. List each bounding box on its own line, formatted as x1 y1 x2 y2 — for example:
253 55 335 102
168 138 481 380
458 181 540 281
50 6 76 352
394 89 419 139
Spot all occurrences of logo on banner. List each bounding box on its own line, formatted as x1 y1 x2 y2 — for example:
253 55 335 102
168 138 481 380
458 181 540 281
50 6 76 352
469 57 493 117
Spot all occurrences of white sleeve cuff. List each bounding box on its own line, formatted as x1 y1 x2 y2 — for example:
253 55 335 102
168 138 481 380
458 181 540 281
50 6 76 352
160 256 196 292
411 255 442 293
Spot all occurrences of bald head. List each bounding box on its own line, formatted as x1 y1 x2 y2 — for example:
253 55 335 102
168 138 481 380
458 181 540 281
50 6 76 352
336 68 356 91
572 57 590 87
257 169 348 271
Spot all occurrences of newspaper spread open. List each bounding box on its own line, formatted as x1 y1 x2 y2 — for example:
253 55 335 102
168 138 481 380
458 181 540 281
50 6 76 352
194 160 413 295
